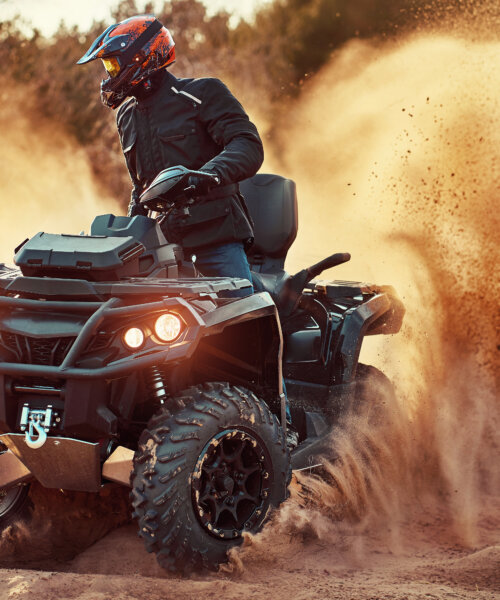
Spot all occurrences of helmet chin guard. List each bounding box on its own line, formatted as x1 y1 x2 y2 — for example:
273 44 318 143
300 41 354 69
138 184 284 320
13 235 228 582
100 65 142 109
77 15 175 109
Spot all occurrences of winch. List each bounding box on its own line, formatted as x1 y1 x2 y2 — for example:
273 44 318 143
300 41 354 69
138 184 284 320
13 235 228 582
19 403 60 449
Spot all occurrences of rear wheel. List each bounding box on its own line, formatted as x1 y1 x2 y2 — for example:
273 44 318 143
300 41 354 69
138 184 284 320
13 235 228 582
352 363 396 422
131 382 290 573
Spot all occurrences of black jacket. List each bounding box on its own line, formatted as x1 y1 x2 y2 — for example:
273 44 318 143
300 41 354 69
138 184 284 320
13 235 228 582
116 70 264 250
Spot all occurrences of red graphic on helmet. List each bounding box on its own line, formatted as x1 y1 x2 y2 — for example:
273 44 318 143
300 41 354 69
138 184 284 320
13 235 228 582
77 15 175 109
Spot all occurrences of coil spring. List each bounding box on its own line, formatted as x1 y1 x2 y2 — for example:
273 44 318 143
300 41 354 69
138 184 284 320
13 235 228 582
146 365 168 405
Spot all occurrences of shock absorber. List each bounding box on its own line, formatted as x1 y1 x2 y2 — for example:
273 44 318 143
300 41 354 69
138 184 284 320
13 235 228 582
146 365 168 405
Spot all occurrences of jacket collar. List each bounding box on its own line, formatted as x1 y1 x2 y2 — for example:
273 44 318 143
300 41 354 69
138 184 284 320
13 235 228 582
163 69 179 89
132 68 177 103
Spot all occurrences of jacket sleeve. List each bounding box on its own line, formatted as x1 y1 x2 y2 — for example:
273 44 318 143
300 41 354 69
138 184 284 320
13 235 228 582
198 79 264 184
116 102 148 217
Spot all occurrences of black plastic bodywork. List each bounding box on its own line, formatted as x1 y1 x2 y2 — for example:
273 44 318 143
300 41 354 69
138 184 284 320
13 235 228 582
0 267 403 473
15 215 181 281
0 281 281 440
0 172 405 484
282 280 403 420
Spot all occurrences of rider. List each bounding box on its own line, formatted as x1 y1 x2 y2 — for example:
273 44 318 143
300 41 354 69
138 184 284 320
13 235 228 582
77 15 262 298
77 15 298 448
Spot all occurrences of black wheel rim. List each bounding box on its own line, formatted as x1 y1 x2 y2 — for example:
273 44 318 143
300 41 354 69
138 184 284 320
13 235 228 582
191 429 272 540
0 485 26 519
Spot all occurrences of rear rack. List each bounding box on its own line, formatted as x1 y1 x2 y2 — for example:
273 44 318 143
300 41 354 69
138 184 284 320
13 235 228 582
305 279 381 298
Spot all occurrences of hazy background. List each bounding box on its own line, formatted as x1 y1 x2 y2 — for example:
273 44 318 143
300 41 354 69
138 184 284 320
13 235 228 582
0 0 273 35
0 0 498 567
3 0 497 216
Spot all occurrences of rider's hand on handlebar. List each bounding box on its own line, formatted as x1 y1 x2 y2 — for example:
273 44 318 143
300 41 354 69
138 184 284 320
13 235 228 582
185 171 220 197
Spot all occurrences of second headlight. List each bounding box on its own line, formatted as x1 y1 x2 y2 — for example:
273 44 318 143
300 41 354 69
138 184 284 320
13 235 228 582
154 313 182 342
123 327 145 349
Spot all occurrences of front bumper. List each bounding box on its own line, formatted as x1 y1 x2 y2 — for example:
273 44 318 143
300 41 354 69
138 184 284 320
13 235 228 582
0 295 205 438
0 295 205 380
0 290 280 455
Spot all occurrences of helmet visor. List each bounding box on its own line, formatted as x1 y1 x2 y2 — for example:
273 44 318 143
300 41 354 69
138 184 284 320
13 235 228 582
101 57 121 77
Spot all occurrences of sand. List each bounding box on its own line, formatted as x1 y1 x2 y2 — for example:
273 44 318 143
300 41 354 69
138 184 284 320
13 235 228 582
1 494 498 599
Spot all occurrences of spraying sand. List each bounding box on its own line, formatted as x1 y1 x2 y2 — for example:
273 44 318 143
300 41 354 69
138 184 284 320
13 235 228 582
271 32 500 549
0 28 499 600
0 93 119 263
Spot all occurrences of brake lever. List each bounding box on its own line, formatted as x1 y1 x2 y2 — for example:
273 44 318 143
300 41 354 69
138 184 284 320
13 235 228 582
149 200 175 220
183 185 198 200
155 202 191 224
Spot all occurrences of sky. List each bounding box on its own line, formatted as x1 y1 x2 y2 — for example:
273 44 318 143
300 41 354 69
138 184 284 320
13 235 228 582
0 0 271 36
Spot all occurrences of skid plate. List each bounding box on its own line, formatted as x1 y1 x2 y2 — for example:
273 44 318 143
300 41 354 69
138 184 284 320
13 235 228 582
0 433 100 492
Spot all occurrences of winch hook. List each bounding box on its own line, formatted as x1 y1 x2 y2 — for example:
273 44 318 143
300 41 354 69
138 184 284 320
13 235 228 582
25 418 47 449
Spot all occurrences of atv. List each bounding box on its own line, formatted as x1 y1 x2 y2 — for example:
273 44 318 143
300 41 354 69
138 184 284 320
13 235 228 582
0 167 404 572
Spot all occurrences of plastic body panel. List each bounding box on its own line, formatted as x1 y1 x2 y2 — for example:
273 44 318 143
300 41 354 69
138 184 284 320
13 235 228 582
0 290 281 443
283 280 405 389
14 215 180 281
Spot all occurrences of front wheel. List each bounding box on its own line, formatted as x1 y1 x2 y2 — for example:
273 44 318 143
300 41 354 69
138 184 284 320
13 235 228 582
131 382 290 573
0 443 32 530
0 484 32 529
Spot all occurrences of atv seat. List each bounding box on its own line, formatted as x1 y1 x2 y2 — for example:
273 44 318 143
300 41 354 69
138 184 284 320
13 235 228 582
240 174 297 274
240 174 297 299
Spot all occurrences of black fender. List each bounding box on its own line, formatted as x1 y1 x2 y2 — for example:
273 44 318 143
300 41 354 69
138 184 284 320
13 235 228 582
337 291 404 384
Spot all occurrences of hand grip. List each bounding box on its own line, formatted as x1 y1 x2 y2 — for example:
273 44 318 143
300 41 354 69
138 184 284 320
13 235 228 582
307 253 351 279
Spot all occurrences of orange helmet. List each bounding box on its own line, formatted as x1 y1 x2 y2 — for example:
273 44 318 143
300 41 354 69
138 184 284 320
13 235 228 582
77 15 175 108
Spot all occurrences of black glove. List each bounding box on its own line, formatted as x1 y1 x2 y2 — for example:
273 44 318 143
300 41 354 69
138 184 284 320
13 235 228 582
128 200 148 217
127 189 148 217
186 171 220 197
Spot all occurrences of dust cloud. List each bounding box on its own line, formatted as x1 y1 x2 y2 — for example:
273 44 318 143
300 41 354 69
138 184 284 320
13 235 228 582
0 22 498 596
0 91 119 263
0 94 127 566
248 31 500 564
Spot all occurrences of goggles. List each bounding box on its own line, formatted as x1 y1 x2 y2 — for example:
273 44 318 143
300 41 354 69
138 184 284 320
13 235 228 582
101 56 121 77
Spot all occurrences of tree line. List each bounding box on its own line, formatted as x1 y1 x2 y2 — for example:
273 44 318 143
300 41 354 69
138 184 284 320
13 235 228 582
0 0 487 206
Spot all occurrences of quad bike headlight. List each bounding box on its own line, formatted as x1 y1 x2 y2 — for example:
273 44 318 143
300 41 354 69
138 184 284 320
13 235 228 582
154 313 182 343
123 327 145 349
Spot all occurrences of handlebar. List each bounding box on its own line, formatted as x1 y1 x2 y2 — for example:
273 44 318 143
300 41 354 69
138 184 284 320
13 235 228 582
307 253 351 280
139 166 219 213
277 252 351 317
